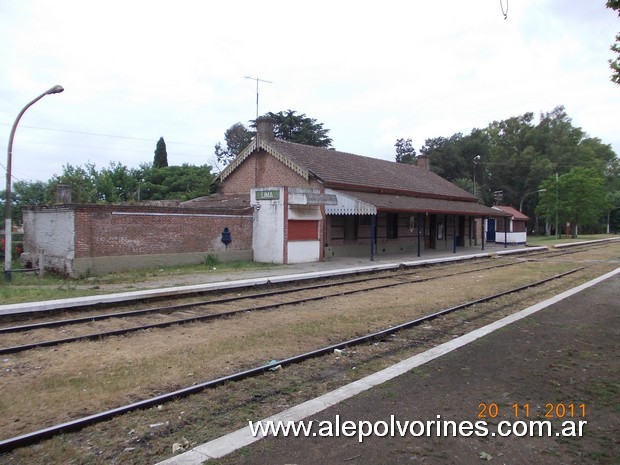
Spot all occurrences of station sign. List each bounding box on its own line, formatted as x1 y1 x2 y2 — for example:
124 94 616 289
255 189 280 201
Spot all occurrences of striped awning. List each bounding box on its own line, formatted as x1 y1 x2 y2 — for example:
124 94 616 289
325 189 509 217
324 189 377 215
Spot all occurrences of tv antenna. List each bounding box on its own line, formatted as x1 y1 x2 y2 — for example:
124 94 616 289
244 76 272 120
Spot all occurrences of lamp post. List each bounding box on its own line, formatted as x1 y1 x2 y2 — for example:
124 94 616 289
4 85 64 282
472 155 481 245
519 188 547 212
472 155 481 199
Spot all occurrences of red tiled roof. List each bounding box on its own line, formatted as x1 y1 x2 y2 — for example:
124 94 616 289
216 137 508 217
270 139 475 201
493 205 529 220
338 191 510 216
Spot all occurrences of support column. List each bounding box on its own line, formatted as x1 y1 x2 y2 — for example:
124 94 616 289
417 213 422 257
453 215 457 253
370 214 376 261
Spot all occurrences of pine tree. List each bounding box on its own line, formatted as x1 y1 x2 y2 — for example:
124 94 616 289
154 137 168 168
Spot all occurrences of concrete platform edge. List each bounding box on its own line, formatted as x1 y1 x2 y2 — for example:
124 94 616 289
155 266 620 465
0 246 550 318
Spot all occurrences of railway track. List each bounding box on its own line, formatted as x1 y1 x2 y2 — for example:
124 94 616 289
0 265 609 453
0 240 618 458
0 260 522 355
1 239 613 323
1 242 613 357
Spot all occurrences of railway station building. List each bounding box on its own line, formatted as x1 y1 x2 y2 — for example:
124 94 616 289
21 117 509 276
211 117 508 264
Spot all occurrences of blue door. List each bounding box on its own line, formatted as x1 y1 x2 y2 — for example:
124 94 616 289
486 218 496 242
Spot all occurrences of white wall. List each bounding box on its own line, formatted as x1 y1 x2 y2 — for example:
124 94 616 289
23 209 75 274
251 187 285 263
288 240 320 263
493 231 527 244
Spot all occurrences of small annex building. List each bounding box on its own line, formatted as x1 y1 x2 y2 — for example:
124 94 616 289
213 117 509 264
488 205 530 245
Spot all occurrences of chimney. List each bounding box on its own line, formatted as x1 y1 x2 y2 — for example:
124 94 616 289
55 184 72 204
417 154 430 170
255 116 275 143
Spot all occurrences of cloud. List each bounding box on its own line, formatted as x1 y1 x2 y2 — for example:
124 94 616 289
0 0 618 187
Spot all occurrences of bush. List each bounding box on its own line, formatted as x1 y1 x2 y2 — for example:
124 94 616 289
202 254 221 267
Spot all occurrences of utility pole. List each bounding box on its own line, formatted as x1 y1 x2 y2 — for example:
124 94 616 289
244 76 272 120
555 172 559 239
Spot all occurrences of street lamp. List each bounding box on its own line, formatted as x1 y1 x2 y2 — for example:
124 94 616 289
472 155 481 199
519 188 547 212
4 85 64 282
471 155 481 245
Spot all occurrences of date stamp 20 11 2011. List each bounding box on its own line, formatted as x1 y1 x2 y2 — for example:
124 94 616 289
477 402 586 419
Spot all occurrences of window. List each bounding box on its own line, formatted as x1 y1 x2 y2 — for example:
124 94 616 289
387 213 398 239
344 215 358 241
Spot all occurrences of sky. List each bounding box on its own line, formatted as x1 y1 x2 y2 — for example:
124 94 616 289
0 0 618 190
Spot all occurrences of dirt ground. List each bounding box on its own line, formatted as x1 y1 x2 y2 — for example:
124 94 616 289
210 272 619 465
1 249 617 464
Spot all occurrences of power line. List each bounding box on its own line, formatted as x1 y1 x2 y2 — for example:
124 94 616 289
0 122 211 148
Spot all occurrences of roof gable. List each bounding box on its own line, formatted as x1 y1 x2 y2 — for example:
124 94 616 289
493 205 529 220
218 139 311 182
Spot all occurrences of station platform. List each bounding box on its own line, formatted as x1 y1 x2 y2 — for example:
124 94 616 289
0 243 538 317
159 267 620 465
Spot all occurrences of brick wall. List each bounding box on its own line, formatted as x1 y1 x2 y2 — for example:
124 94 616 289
72 205 253 257
221 150 320 193
24 204 254 276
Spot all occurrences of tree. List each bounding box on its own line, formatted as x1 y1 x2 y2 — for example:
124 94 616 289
95 162 140 203
139 164 215 201
536 168 610 237
214 110 333 168
11 180 53 220
225 122 254 155
419 134 469 182
607 0 620 84
154 137 168 168
452 177 475 196
394 138 416 164
606 191 620 233
263 110 333 148
415 106 618 232
215 123 255 166
50 163 98 204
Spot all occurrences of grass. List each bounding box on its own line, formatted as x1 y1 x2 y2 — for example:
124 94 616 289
526 233 618 247
4 245 619 464
0 259 277 305
1 233 616 305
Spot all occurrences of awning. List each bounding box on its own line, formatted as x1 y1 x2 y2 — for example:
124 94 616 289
325 189 510 217
325 189 377 215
